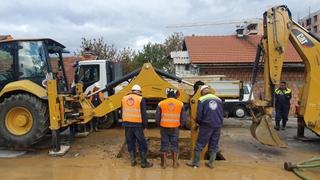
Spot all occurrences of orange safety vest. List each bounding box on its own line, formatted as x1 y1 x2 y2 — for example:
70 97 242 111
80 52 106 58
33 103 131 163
159 98 183 128
122 94 143 123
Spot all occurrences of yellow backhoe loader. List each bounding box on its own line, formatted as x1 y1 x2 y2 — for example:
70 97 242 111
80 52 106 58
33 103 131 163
0 39 193 154
248 5 320 147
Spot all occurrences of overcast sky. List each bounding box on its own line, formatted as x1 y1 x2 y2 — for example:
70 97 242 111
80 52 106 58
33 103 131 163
0 0 319 53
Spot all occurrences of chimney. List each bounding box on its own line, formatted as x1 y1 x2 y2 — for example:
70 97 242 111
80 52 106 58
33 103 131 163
236 25 245 38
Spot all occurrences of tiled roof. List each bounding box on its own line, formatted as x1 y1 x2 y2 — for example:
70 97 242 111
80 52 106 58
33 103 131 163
184 35 302 64
0 35 13 41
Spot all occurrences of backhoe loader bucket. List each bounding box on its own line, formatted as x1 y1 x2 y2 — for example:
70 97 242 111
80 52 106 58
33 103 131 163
250 112 287 148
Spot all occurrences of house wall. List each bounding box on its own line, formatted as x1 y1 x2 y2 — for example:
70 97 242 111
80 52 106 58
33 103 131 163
299 10 320 37
199 66 305 116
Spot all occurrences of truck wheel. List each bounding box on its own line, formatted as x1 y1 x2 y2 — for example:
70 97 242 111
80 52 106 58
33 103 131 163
234 106 246 118
98 112 115 129
0 94 49 147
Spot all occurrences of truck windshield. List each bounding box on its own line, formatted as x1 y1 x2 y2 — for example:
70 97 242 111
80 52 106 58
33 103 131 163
18 41 47 78
78 65 100 85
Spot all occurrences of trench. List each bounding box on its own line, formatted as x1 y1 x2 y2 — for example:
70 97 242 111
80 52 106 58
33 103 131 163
117 137 226 160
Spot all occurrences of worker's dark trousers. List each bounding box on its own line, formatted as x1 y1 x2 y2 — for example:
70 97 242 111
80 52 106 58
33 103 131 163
125 127 148 153
275 105 290 127
160 127 179 152
195 126 221 153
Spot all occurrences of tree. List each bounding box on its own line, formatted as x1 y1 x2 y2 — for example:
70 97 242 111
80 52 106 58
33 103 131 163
133 43 171 72
79 37 117 60
77 32 184 74
132 32 184 73
164 32 184 55
117 47 136 74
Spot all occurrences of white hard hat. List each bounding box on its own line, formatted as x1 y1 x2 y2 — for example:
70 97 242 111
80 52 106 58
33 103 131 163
132 84 141 91
200 85 209 91
94 82 100 88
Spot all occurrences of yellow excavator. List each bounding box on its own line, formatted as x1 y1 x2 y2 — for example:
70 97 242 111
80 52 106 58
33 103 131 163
248 5 320 148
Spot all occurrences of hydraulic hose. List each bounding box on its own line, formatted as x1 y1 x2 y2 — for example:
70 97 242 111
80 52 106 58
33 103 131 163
284 156 320 180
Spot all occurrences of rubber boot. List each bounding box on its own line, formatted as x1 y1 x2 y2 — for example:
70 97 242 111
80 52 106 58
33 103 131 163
172 152 179 168
282 121 287 130
140 152 153 168
93 119 99 132
274 120 280 131
205 152 217 169
161 152 167 169
129 151 137 167
186 150 200 168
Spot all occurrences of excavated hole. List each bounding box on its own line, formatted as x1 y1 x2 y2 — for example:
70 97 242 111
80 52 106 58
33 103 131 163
117 137 226 160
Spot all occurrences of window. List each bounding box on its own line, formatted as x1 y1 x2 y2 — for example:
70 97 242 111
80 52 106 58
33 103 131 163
314 15 318 23
314 25 318 33
0 43 14 82
78 65 100 85
18 41 47 78
306 18 311 26
243 85 249 94
185 64 190 71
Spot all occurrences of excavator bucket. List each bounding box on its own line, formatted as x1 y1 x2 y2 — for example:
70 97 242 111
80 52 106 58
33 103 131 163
250 112 287 148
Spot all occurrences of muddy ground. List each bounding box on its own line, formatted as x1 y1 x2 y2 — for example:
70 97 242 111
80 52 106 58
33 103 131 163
0 118 319 180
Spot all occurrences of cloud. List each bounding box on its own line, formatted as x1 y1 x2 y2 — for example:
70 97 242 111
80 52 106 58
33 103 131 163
0 0 319 53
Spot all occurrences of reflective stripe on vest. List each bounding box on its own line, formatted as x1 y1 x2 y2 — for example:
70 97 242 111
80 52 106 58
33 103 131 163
199 93 221 102
275 88 291 95
122 94 142 123
159 98 183 128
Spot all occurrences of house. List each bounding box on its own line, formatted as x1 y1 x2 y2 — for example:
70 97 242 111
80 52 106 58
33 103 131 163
298 9 320 37
171 35 304 114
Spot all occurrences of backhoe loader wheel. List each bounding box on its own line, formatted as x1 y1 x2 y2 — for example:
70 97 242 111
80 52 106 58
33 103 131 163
0 94 49 147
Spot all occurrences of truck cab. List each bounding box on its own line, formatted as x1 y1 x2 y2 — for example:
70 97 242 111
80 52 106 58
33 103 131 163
224 84 253 118
76 60 122 96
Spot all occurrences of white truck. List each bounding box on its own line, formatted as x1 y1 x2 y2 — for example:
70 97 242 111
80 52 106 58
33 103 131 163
76 62 251 130
179 76 252 118
222 83 252 118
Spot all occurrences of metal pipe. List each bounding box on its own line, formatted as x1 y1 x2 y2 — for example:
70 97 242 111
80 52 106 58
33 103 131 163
154 68 193 86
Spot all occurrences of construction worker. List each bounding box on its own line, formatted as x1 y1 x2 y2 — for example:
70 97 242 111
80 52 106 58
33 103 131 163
155 90 187 169
89 82 105 131
121 84 153 168
187 85 224 169
274 81 292 130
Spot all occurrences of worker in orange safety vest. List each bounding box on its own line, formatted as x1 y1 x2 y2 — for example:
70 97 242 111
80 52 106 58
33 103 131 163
89 82 105 131
121 84 153 168
155 90 187 168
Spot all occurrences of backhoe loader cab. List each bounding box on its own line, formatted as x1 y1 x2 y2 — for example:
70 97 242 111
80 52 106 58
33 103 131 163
0 38 67 92
0 38 69 148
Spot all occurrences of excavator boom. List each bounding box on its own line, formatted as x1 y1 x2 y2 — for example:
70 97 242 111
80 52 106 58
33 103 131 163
250 5 320 147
